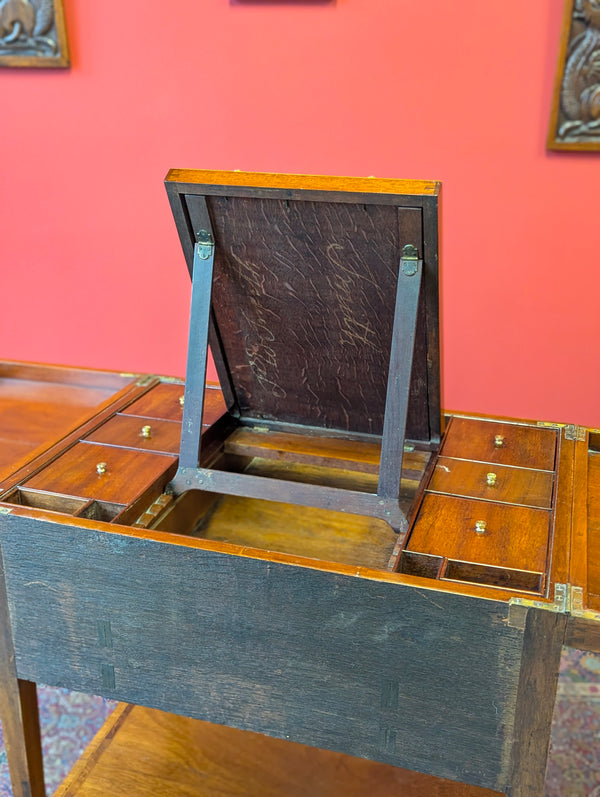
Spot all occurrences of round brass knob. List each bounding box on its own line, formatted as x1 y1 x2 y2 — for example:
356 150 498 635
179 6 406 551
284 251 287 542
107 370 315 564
486 472 497 486
141 425 152 439
96 462 107 475
475 520 487 534
179 395 185 407
494 435 504 448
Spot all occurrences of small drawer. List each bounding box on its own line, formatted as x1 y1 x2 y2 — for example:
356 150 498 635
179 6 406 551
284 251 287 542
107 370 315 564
427 457 554 509
122 383 226 426
122 383 185 422
85 415 181 454
406 494 550 574
441 417 557 471
23 443 177 505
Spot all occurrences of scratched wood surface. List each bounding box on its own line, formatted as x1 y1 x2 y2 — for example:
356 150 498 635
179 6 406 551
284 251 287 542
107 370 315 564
166 171 441 446
1 511 529 792
56 702 502 797
205 196 430 439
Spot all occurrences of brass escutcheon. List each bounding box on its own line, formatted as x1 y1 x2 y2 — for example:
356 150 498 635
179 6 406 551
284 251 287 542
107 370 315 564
96 462 107 475
486 472 497 486
141 425 152 439
475 520 487 534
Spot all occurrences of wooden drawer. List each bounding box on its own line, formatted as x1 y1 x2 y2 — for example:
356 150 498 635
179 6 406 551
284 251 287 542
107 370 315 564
122 383 226 426
85 415 181 454
403 494 550 592
22 442 177 504
441 417 557 471
427 457 554 509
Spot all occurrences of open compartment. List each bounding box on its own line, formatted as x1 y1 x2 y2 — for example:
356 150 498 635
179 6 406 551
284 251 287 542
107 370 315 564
164 170 441 542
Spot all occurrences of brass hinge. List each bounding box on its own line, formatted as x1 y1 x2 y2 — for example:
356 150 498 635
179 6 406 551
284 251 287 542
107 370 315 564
508 582 568 629
400 244 420 276
508 583 600 628
564 424 586 441
0 507 13 515
536 421 565 429
195 230 215 260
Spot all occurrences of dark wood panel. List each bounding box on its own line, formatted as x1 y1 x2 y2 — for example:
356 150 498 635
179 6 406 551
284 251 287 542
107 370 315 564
1 513 527 792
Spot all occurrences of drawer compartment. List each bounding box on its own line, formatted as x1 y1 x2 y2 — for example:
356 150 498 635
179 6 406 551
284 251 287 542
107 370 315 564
427 457 554 508
122 383 226 426
22 442 177 505
405 494 550 575
441 417 557 471
85 415 181 454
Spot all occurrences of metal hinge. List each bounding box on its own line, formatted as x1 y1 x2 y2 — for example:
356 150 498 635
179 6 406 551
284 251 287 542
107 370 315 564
508 583 600 628
195 230 214 260
508 582 568 629
400 244 420 276
564 424 586 441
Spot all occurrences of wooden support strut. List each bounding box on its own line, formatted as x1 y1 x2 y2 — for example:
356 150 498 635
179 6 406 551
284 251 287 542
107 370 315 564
172 232 423 536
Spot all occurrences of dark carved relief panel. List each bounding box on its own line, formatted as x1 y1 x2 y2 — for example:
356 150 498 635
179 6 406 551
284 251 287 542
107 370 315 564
0 0 69 67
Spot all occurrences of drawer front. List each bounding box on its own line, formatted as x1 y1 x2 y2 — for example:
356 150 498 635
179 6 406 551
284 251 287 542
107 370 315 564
406 493 550 574
441 417 557 471
122 383 226 426
122 383 185 422
427 457 554 509
23 443 177 504
85 415 181 454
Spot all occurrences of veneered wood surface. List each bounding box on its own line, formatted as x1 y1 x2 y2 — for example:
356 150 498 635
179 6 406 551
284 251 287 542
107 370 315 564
85 415 181 455
188 493 399 568
121 382 225 426
407 494 550 573
586 452 600 600
0 368 131 480
56 702 501 797
441 418 557 471
120 382 186 422
22 443 177 505
166 169 440 198
1 511 527 792
427 458 554 509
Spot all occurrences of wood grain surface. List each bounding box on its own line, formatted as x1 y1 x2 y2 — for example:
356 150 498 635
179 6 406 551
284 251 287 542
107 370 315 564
56 703 502 797
441 418 557 472
1 510 527 792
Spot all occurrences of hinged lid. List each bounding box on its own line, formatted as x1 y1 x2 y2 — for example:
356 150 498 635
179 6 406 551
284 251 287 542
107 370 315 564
165 169 441 445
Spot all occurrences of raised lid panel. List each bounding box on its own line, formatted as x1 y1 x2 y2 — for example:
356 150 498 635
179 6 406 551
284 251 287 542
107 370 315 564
166 171 440 443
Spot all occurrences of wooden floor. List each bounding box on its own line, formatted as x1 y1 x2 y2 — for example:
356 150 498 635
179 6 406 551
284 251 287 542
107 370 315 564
56 703 502 797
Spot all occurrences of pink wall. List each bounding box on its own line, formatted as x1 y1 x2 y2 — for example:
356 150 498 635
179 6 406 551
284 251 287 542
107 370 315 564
2 1 598 426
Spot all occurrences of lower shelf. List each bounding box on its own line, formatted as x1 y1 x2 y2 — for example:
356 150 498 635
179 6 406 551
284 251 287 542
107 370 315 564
55 703 502 797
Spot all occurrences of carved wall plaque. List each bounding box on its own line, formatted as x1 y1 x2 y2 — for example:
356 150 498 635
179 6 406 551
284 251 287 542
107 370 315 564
0 0 69 68
548 0 600 149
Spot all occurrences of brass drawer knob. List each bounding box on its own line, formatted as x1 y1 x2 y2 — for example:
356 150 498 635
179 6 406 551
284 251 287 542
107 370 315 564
96 462 107 476
474 520 487 534
494 435 504 448
486 472 497 486
179 395 185 407
141 425 152 439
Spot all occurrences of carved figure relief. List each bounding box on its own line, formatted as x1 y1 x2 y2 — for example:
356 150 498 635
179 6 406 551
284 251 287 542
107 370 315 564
0 0 69 67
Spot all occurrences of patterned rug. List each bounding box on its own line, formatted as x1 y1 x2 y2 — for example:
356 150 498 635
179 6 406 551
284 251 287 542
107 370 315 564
0 648 597 795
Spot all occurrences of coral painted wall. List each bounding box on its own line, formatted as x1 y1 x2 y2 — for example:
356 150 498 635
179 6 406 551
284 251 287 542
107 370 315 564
2 0 598 426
